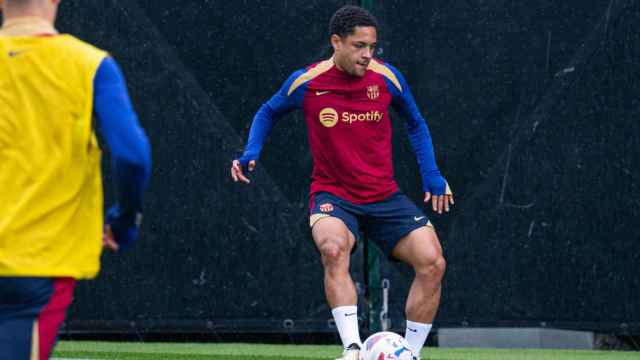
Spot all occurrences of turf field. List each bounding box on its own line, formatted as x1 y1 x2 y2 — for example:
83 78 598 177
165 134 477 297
53 341 639 360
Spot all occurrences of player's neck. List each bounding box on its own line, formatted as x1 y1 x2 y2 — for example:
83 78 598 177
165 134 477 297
332 57 360 79
332 56 346 73
1 3 57 31
331 55 368 79
0 16 57 36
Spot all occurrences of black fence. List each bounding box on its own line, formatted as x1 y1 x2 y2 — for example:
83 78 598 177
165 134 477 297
47 0 640 336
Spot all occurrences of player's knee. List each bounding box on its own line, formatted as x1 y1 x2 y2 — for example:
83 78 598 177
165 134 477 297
318 235 350 264
414 253 446 280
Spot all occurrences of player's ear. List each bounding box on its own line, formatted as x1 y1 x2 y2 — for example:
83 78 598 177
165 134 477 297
330 34 342 52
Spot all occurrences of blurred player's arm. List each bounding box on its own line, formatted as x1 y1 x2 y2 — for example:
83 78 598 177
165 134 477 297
94 57 152 250
386 64 453 214
231 70 305 184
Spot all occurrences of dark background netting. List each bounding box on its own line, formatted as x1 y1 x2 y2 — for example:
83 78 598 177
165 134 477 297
371 0 639 334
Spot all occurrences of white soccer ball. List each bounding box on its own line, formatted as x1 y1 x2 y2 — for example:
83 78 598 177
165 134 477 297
360 331 415 360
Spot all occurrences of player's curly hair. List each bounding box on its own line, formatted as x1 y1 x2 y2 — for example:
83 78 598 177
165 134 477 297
329 5 378 38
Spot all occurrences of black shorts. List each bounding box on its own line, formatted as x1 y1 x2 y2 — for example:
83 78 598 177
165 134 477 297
309 191 433 258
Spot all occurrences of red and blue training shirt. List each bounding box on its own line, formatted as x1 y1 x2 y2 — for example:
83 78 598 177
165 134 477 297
240 57 446 204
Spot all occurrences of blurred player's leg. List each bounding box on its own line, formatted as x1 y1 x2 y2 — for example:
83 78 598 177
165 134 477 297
392 226 446 358
37 278 76 360
0 278 52 360
0 278 76 360
0 317 35 360
312 217 361 359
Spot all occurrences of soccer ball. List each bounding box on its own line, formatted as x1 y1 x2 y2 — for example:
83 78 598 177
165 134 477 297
360 331 414 360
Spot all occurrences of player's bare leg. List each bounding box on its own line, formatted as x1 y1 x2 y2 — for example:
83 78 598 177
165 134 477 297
392 226 446 359
313 217 357 307
312 217 361 359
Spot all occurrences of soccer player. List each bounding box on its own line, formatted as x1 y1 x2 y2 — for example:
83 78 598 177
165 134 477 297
0 1 151 359
231 5 453 360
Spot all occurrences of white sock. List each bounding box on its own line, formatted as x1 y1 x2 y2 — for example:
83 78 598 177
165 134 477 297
332 305 362 349
405 320 432 358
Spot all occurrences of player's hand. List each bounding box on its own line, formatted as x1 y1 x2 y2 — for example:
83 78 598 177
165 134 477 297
424 175 454 214
231 159 256 184
102 225 119 252
424 191 454 214
105 205 142 251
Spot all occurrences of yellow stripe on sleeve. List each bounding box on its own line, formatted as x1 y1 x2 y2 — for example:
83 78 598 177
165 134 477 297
287 58 334 96
368 59 403 93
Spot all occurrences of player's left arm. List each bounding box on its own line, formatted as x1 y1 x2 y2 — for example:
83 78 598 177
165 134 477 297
385 63 454 214
94 57 152 251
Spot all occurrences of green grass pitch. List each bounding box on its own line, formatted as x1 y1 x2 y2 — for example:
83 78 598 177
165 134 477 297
52 341 640 360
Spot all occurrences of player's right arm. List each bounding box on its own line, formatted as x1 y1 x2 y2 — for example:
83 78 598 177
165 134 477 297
94 57 152 251
231 69 306 184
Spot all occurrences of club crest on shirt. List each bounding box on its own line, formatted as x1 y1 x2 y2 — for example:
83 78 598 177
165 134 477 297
367 85 380 100
319 203 334 212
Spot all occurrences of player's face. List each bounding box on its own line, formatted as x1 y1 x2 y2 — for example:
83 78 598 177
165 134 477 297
332 26 377 77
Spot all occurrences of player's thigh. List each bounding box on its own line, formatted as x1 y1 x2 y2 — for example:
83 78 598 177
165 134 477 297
309 192 359 256
391 226 443 268
312 216 356 256
365 192 432 259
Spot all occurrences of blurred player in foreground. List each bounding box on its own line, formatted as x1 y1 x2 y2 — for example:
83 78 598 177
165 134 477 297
231 5 453 360
0 1 151 359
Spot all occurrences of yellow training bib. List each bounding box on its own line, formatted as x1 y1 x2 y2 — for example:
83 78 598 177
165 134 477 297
0 32 107 279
